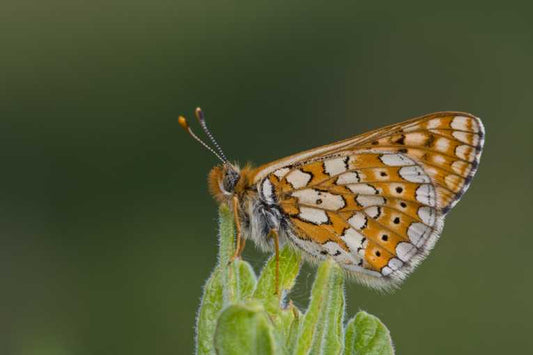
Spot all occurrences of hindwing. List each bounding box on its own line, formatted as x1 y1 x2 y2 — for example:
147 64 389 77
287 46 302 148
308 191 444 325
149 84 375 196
254 112 484 289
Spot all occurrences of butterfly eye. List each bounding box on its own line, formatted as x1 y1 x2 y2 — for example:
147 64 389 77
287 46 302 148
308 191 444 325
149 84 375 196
222 165 240 194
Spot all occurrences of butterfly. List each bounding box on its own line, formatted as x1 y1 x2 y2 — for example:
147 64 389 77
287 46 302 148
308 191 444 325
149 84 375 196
179 108 484 290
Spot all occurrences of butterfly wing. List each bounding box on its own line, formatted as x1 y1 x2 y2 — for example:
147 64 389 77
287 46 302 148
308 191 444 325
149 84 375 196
254 112 484 289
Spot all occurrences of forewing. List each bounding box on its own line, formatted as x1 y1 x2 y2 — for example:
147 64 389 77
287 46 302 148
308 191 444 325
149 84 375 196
257 112 484 289
348 112 484 212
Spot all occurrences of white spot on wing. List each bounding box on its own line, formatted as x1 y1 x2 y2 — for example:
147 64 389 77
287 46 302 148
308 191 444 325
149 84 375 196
291 189 319 205
299 206 329 224
451 160 470 175
417 206 436 225
451 116 477 132
357 239 368 258
404 132 428 145
388 257 403 270
347 183 377 194
445 174 462 190
381 266 393 276
426 119 441 129
285 169 312 188
380 154 414 166
434 137 450 152
273 167 290 179
432 154 446 165
292 189 345 210
365 206 381 218
399 166 431 183
456 145 475 161
396 242 417 262
336 172 359 184
407 222 432 246
341 228 365 252
261 179 275 204
324 157 347 176
356 195 385 207
348 213 367 230
452 131 478 146
416 184 435 206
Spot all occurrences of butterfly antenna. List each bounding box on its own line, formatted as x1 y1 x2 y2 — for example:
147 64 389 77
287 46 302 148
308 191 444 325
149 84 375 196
178 115 226 163
194 107 229 162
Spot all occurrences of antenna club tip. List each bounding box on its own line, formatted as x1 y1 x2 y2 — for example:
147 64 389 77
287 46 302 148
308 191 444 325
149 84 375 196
178 116 189 130
195 107 205 121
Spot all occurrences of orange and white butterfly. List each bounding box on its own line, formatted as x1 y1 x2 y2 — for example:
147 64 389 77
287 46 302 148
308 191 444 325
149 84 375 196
179 109 484 290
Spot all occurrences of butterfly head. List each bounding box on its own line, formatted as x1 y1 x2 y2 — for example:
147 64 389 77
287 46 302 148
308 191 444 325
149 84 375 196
178 108 242 203
208 163 241 202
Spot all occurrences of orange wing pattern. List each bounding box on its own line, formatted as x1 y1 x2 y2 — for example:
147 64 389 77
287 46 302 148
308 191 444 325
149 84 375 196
257 112 484 289
348 113 484 213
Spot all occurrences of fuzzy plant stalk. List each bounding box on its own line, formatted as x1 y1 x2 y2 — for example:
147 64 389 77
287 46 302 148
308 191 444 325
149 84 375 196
195 205 395 355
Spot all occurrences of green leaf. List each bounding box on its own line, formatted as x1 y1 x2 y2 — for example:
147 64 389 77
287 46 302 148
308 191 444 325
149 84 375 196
195 205 396 355
214 302 278 355
278 302 301 354
196 205 257 354
226 259 257 303
344 311 394 355
253 244 302 353
218 205 258 304
254 245 302 313
217 204 236 266
294 258 345 355
235 259 257 300
196 268 225 355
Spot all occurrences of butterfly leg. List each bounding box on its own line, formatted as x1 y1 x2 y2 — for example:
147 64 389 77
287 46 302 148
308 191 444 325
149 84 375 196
268 228 280 295
230 195 245 261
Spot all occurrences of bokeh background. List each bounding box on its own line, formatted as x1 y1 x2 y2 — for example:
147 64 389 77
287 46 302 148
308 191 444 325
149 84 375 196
2 1 532 354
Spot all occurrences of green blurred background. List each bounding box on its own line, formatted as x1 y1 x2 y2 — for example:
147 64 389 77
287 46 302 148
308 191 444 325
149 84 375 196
2 0 532 354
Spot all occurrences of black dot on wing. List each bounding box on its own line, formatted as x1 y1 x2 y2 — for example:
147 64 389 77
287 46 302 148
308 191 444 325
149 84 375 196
396 187 403 193
320 250 328 255
393 217 400 224
316 198 323 205
375 250 381 257
400 202 407 208
371 140 379 145
381 234 388 241
380 171 387 177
